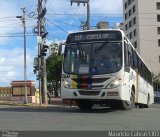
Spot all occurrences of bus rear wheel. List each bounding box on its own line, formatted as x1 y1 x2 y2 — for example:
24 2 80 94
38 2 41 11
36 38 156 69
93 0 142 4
77 101 93 110
144 95 150 108
121 91 135 110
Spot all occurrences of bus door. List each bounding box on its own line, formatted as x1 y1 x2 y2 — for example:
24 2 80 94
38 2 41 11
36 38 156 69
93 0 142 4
123 41 132 101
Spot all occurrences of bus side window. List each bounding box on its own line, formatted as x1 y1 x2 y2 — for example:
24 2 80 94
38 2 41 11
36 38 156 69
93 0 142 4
142 63 145 79
138 58 143 76
124 42 130 72
146 68 150 84
124 42 128 66
127 44 132 67
149 72 153 85
129 45 134 69
133 51 138 71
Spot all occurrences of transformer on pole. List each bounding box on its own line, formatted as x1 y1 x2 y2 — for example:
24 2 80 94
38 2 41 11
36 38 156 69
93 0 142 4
70 0 90 30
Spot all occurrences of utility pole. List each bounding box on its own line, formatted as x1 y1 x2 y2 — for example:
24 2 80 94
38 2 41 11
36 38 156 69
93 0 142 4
37 0 48 105
16 7 28 104
87 0 90 30
41 42 48 106
70 0 90 30
37 0 42 105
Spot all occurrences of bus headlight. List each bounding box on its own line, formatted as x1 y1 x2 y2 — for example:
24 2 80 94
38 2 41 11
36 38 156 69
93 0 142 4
106 79 122 89
63 80 71 88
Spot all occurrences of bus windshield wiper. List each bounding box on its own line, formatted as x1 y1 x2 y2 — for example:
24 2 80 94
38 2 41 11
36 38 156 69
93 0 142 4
94 42 107 54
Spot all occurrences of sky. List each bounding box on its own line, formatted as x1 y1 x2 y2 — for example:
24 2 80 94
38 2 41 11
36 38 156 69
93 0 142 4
0 0 123 87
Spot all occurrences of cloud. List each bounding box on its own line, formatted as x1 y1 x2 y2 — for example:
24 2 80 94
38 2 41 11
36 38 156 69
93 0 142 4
91 0 123 15
46 0 123 32
0 47 36 86
46 0 122 15
0 2 19 44
0 0 37 45
0 0 38 86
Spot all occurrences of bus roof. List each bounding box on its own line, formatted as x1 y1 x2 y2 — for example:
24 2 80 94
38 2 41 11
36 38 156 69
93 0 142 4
68 29 123 35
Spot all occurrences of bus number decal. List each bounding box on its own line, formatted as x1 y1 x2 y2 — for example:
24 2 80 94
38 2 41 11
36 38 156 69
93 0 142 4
62 74 70 79
130 71 135 82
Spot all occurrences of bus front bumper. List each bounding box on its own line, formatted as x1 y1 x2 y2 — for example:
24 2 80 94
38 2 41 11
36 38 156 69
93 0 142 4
61 87 125 101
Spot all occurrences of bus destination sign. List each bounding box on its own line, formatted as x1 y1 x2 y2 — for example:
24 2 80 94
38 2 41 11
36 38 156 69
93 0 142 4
66 31 122 43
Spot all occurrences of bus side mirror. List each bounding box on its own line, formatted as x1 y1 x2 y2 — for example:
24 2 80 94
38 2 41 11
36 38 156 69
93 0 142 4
125 65 130 72
58 42 66 55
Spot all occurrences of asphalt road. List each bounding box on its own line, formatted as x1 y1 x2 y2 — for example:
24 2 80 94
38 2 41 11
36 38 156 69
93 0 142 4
0 104 160 131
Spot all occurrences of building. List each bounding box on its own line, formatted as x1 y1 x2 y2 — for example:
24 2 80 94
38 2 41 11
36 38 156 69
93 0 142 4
115 22 124 30
123 0 160 75
96 22 109 29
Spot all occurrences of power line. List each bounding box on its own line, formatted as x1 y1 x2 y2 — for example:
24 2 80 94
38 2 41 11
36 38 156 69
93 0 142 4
0 32 33 34
46 13 123 16
70 6 83 23
46 29 64 39
46 19 68 34
0 35 36 37
46 22 67 39
0 22 22 27
47 19 79 27
47 34 62 40
0 26 35 28
0 16 18 19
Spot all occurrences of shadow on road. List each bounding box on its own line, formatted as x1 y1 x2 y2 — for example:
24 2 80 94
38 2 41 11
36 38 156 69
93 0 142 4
0 105 121 113
1 103 158 113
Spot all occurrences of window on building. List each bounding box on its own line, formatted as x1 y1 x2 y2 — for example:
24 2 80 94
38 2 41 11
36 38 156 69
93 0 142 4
157 3 160 10
125 2 128 9
157 27 160 34
134 29 137 36
126 34 129 38
158 39 160 46
133 5 136 13
125 24 128 30
134 41 137 48
129 9 132 16
125 13 128 20
157 15 160 22
133 17 136 25
130 32 132 39
128 0 131 5
129 21 132 28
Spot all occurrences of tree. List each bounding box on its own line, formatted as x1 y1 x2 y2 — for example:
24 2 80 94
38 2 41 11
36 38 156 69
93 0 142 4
152 72 160 91
46 43 62 97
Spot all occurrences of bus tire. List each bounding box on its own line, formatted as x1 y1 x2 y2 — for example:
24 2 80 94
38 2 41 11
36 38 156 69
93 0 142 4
77 101 93 110
109 101 121 110
121 90 135 110
139 104 145 108
144 95 150 108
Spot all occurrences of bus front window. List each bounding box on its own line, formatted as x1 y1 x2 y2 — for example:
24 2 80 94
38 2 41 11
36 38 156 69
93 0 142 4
63 42 122 75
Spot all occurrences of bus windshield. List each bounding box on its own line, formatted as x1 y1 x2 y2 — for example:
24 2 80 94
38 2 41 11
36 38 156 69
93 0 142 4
64 42 122 75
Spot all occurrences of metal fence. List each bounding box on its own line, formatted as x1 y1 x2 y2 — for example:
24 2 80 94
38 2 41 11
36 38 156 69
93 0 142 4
0 88 12 101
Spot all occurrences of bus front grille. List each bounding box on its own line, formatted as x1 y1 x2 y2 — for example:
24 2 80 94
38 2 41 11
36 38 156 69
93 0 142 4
71 77 110 84
78 90 100 96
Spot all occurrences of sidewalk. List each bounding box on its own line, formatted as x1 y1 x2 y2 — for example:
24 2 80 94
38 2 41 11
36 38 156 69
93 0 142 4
0 98 64 107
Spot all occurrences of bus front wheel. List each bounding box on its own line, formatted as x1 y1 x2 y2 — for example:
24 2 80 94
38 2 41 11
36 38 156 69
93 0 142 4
121 91 135 110
77 101 93 110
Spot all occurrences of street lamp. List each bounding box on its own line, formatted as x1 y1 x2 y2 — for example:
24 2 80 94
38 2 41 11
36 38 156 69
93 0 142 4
16 7 28 104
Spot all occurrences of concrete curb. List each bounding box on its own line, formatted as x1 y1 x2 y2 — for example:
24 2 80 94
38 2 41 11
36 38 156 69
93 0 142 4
0 98 64 107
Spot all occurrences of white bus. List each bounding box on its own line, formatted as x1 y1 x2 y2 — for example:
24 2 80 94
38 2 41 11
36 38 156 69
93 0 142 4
61 29 154 110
